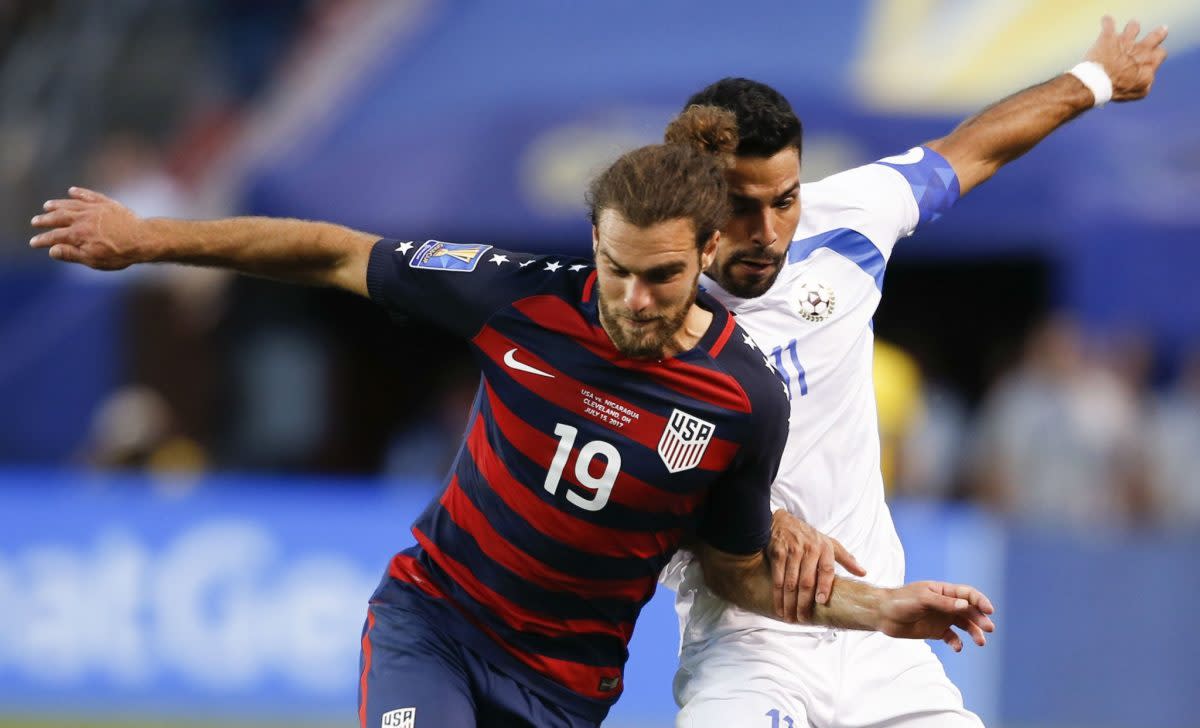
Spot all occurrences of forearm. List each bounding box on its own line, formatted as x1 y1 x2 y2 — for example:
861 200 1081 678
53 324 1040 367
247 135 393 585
927 74 1093 195
702 550 778 619
701 547 884 630
809 576 884 631
141 216 377 294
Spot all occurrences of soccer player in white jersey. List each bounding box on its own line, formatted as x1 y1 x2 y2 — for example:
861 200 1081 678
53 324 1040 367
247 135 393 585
666 17 1168 728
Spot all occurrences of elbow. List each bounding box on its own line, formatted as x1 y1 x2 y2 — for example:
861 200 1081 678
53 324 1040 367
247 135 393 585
925 137 991 197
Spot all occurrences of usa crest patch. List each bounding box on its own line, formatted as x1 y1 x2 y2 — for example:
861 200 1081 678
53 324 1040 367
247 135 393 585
658 409 715 473
409 240 493 272
382 707 416 728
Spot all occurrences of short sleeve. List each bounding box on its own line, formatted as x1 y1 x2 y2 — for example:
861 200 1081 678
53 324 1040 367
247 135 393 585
874 145 960 231
799 146 959 261
695 362 790 555
366 239 565 339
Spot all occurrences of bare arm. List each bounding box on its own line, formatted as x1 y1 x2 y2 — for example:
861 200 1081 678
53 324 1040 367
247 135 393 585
698 542 995 651
767 509 866 618
927 16 1168 196
30 187 377 295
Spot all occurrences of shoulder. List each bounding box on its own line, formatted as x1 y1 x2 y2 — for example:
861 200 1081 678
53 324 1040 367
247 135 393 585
705 310 789 427
792 148 953 259
367 238 593 336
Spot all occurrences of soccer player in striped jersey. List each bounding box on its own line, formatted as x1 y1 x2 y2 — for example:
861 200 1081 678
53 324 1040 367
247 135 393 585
665 16 1168 728
32 109 994 727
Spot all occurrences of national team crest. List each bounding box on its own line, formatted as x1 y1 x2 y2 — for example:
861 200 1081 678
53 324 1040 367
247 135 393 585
658 409 715 473
409 240 493 272
382 707 416 728
795 279 836 322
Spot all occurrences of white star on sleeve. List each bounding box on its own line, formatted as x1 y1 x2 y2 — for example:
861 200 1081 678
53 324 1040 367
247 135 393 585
742 333 758 351
489 253 509 265
544 261 562 272
395 241 415 255
519 260 534 268
569 264 587 272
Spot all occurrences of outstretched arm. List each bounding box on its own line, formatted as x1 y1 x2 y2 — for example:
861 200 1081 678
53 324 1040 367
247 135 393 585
927 16 1168 196
30 187 377 295
698 543 995 651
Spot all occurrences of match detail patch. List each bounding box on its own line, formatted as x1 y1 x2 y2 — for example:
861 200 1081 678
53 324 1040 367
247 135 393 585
409 241 493 272
658 409 715 473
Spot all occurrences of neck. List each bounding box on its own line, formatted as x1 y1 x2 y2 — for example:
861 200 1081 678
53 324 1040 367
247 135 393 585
660 303 712 359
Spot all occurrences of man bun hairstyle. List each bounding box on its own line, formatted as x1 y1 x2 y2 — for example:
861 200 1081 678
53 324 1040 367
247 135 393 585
663 104 739 163
587 104 738 249
685 77 802 159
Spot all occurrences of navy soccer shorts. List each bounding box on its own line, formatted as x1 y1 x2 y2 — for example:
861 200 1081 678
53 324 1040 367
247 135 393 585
358 597 600 728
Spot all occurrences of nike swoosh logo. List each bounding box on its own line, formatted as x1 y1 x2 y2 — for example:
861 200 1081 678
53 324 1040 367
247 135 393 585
503 348 555 378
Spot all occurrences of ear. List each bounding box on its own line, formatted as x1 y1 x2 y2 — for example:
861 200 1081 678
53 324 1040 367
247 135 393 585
699 230 719 271
592 224 600 255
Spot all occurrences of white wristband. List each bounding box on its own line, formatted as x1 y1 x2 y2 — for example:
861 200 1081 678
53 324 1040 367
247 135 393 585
1068 61 1113 107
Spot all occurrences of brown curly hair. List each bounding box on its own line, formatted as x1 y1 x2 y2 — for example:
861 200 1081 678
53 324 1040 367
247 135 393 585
587 105 738 249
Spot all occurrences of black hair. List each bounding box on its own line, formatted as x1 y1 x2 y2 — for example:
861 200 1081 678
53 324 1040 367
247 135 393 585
685 77 802 158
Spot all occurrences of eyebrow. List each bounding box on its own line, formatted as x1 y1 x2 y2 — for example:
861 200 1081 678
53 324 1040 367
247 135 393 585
730 183 799 205
777 183 800 199
598 250 624 269
645 261 688 278
600 250 687 278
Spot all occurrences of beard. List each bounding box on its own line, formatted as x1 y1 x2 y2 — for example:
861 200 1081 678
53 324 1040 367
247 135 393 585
598 283 698 360
710 248 786 299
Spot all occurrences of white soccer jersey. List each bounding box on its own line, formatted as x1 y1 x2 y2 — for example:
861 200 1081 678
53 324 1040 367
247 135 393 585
667 146 960 642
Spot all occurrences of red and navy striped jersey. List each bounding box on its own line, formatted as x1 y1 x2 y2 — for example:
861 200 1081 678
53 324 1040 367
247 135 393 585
365 239 789 720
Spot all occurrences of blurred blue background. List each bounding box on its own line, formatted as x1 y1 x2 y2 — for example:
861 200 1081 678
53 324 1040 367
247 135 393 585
1 0 1198 726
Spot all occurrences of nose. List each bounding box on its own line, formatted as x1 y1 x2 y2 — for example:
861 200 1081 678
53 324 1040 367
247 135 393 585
750 207 777 248
625 277 653 315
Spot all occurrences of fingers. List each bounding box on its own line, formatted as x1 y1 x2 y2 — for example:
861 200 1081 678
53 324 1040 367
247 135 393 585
784 546 808 621
29 228 74 249
770 540 805 621
1152 46 1169 68
1121 19 1141 43
916 587 967 616
771 544 787 617
934 581 994 615
1141 24 1169 49
962 605 995 633
918 584 981 615
1100 15 1116 36
941 627 963 653
68 186 110 203
815 542 835 605
43 198 89 212
955 615 987 647
30 209 79 229
48 244 85 264
930 584 997 642
833 539 867 577
797 543 823 619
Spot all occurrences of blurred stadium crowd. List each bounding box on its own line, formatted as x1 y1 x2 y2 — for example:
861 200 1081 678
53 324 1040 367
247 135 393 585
2 0 1197 532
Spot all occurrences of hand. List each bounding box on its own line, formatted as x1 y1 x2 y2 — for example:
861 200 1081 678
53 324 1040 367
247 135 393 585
877 581 995 653
769 509 867 622
30 187 148 270
1083 16 1168 102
